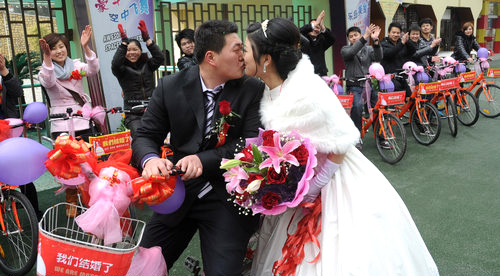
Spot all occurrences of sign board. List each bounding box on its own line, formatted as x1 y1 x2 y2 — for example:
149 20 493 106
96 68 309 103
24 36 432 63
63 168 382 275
418 82 440 95
345 0 370 31
439 77 460 90
378 91 406 106
89 130 131 156
487 68 500 77
459 71 476 82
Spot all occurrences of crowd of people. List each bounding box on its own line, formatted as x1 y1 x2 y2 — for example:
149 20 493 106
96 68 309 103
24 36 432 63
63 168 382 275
0 9 486 276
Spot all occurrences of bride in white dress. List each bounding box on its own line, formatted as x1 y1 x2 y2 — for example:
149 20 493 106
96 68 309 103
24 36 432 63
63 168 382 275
243 18 440 276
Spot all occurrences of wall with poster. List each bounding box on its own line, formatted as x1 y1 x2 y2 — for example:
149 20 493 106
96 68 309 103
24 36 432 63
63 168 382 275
87 0 154 131
345 0 370 31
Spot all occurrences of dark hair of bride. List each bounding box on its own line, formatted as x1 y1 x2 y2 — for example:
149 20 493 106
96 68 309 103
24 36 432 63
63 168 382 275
246 18 302 80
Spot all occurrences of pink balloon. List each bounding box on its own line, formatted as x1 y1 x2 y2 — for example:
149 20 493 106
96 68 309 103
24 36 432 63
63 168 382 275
0 137 49 185
149 176 185 214
369 63 385 80
5 118 23 138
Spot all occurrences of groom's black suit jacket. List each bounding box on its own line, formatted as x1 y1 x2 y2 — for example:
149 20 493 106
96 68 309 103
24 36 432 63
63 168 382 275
132 65 264 225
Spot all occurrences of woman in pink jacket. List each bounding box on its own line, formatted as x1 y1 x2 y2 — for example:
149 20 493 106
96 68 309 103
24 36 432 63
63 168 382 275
38 25 100 141
39 25 100 217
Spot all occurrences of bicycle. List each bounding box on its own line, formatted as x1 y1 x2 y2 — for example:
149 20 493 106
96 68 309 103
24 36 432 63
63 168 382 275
395 78 442 146
347 75 407 164
431 77 460 137
0 123 38 276
453 70 480 126
459 64 500 118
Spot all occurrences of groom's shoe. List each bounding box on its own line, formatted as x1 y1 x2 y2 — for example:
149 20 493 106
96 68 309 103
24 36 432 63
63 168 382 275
184 256 202 276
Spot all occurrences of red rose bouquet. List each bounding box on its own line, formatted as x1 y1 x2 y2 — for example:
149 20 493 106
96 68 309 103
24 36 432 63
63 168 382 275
220 129 317 215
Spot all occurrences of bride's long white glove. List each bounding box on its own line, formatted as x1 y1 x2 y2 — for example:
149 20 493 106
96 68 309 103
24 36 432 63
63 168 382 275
303 159 339 202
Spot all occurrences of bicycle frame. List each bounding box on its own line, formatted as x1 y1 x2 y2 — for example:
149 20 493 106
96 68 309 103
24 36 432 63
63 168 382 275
461 71 495 99
361 91 405 140
431 77 460 116
396 83 433 124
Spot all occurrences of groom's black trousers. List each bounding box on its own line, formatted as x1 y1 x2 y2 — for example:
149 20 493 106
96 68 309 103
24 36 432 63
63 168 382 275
140 189 257 276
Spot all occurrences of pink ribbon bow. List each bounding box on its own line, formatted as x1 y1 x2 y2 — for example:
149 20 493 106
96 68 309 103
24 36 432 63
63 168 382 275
81 103 106 128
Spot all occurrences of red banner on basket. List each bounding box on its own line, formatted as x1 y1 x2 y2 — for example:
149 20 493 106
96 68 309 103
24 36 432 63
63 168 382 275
459 71 476 82
378 91 406 106
37 230 134 276
487 68 500 78
89 130 131 156
337 95 354 109
439 78 460 90
418 82 440 94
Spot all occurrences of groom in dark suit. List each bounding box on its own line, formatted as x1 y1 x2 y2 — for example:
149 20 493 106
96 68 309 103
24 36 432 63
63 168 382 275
132 20 264 275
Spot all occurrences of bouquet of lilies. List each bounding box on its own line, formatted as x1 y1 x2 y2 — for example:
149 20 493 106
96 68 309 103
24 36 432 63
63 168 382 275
220 129 317 215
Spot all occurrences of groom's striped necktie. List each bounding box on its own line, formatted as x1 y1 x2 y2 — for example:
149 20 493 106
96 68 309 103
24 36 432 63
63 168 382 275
203 86 222 136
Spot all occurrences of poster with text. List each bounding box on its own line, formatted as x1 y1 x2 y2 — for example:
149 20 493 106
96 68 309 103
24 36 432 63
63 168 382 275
345 0 370 31
88 0 154 131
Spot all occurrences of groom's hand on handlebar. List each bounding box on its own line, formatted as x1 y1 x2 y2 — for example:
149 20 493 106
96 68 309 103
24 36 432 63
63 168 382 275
176 155 203 181
143 158 173 179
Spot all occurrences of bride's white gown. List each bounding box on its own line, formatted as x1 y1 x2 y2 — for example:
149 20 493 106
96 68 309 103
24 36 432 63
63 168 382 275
250 56 439 276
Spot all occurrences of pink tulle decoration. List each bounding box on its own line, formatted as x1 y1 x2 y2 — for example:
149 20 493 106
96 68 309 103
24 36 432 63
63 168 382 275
442 56 457 66
322 74 343 95
126 246 168 276
81 103 106 128
75 166 132 245
403 61 418 87
369 63 385 80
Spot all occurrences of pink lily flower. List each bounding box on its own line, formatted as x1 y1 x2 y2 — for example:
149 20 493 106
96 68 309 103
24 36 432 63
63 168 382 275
259 132 300 174
223 165 249 194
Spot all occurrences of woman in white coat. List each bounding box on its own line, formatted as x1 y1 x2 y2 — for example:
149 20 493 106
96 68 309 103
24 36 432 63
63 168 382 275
244 18 439 276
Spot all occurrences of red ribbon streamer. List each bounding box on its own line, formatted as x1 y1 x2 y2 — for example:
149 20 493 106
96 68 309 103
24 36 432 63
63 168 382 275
130 175 176 205
272 197 322 276
44 135 92 179
216 122 230 148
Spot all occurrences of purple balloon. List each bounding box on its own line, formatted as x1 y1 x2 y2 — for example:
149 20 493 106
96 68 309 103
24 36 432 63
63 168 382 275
0 137 49 185
417 72 430 83
149 176 185 214
335 84 344 95
477 48 489 59
455 64 466 74
23 102 48 124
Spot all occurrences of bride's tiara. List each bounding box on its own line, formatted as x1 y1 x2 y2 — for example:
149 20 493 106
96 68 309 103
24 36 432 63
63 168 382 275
261 19 269 38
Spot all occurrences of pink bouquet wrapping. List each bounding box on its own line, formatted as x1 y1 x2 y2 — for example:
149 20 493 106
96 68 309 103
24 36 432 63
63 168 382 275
221 129 317 215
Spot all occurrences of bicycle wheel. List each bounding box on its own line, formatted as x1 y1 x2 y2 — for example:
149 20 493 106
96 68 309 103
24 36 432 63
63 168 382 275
0 190 38 276
446 95 458 137
375 113 407 164
455 90 479 126
410 102 442 145
476 84 500 118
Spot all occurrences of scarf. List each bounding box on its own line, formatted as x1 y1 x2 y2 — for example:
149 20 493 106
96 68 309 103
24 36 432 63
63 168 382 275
53 57 74 80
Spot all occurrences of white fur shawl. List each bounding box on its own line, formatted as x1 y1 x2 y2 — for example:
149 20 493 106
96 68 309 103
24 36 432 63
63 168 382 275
260 56 360 155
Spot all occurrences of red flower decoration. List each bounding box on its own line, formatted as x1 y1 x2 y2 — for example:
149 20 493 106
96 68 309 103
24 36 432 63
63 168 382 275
219 100 231 116
238 145 254 162
261 192 281 210
69 70 82 80
262 130 277 147
266 166 287 184
291 144 309 165
235 191 250 204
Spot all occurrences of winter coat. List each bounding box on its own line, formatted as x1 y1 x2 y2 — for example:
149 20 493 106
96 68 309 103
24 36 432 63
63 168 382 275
38 51 99 133
177 55 197 71
405 39 436 66
0 72 23 118
300 24 336 76
420 35 439 65
111 41 164 109
341 37 383 87
452 31 480 61
380 37 408 73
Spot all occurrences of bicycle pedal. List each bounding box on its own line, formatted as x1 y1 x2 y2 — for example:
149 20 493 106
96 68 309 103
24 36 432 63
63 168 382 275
184 255 201 274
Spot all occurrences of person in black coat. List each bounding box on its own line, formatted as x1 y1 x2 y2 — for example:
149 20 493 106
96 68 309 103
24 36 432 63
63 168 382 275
405 24 440 66
381 22 409 74
112 20 164 138
132 20 264 275
0 52 42 220
175 28 197 70
299 10 335 76
452 21 480 62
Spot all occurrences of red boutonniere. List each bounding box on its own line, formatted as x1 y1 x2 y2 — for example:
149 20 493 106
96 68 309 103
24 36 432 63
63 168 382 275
69 70 87 81
213 100 240 148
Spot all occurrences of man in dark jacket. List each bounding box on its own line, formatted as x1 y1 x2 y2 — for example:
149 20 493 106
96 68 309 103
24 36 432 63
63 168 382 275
341 24 382 133
175 28 197 70
405 24 440 66
381 22 409 74
300 10 335 76
0 52 43 220
133 20 263 274
419 18 442 66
